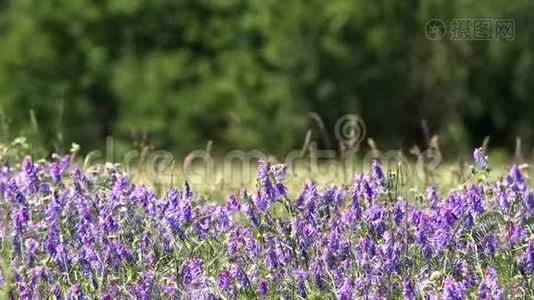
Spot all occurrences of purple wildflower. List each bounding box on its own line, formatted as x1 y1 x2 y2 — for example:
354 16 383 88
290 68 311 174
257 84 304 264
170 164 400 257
441 276 463 300
309 260 325 290
371 160 385 185
293 268 307 297
244 237 260 258
341 207 358 227
521 190 534 216
509 164 525 185
257 160 275 200
66 283 84 300
506 222 525 246
427 186 440 209
272 164 287 182
393 197 405 227
182 182 192 202
478 267 503 300
230 264 249 288
264 233 280 269
227 193 241 211
362 178 375 204
252 189 267 212
257 279 268 296
49 162 61 182
51 284 62 299
473 147 488 170
242 202 260 227
480 233 497 256
348 184 362 219
518 240 534 275
337 278 353 300
467 184 485 214
432 227 451 253
218 270 231 291
191 258 207 286
365 204 385 236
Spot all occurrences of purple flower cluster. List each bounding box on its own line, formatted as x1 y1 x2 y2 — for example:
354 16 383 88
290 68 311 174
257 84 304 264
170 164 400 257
0 153 533 299
474 148 488 170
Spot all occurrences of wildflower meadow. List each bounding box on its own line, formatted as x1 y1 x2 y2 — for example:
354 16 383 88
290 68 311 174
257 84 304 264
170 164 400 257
1 1 533 299
0 146 533 299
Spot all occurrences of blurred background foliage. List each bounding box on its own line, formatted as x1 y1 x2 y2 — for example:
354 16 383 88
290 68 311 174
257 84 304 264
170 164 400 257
0 0 533 158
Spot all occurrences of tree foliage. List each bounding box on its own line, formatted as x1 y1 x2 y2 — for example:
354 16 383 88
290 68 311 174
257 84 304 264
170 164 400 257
0 0 532 155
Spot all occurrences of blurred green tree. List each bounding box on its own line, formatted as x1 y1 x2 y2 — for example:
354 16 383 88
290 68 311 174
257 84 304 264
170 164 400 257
0 0 532 156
